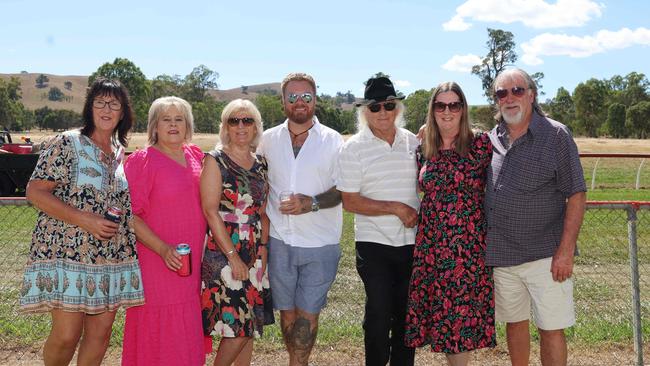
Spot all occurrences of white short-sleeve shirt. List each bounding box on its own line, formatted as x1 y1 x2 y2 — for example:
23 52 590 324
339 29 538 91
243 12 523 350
257 117 344 248
337 126 420 247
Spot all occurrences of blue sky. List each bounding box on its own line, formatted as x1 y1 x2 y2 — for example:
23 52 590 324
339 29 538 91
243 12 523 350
1 0 648 105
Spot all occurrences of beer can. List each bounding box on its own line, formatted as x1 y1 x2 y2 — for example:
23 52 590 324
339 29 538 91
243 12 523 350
104 206 123 223
176 243 192 277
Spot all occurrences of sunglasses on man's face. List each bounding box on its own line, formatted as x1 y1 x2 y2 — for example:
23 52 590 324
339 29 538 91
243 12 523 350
287 92 314 104
368 102 397 113
433 101 463 113
495 86 528 100
227 117 255 126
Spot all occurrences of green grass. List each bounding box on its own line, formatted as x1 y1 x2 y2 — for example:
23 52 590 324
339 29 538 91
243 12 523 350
582 157 650 190
1 188 649 351
587 189 650 201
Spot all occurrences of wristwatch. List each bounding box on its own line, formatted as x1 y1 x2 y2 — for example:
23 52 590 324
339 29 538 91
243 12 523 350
311 196 320 212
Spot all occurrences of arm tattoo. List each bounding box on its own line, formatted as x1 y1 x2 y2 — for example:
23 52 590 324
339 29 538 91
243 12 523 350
315 186 341 209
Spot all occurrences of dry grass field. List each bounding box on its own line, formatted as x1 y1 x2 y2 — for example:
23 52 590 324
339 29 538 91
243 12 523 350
0 73 283 112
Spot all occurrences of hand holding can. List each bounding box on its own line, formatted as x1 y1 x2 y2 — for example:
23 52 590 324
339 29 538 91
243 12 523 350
104 206 123 223
176 244 191 277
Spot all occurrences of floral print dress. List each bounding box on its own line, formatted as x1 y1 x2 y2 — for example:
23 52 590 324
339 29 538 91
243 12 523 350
405 133 496 353
201 149 273 338
20 130 144 314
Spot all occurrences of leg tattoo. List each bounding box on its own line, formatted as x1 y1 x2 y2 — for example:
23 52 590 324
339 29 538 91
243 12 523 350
291 316 317 365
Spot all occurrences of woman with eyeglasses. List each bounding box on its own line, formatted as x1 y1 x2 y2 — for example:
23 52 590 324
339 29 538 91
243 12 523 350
20 78 145 365
338 76 420 366
121 96 207 365
405 82 495 366
200 99 273 366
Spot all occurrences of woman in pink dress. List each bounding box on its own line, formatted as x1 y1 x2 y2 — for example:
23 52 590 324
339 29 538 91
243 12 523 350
122 96 207 366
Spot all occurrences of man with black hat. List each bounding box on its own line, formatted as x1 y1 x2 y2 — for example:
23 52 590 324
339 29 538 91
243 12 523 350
257 72 344 366
337 76 419 366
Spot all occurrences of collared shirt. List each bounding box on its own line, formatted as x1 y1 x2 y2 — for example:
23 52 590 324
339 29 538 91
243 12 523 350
257 116 344 248
337 126 420 247
485 112 586 267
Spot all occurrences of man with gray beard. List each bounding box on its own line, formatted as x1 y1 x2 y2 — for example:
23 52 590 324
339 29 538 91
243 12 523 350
485 68 586 366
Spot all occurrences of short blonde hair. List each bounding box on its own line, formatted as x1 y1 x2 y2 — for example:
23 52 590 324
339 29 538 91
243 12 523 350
281 72 316 96
147 96 194 145
218 99 264 149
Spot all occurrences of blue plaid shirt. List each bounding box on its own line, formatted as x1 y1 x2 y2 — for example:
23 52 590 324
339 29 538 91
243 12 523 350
485 112 586 267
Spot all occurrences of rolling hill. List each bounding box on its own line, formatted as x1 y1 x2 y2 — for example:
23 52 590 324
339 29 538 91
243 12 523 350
0 73 284 112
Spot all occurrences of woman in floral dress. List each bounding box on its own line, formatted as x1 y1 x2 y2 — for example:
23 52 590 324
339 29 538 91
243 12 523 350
20 78 144 365
405 82 495 366
201 99 273 366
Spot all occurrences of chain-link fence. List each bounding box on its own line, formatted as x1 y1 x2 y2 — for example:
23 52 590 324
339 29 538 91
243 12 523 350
1 199 649 365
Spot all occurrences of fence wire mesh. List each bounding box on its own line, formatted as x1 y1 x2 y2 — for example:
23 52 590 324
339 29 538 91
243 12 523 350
0 201 648 365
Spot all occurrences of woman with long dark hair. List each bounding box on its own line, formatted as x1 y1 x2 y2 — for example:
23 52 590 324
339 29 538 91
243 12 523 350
20 78 144 365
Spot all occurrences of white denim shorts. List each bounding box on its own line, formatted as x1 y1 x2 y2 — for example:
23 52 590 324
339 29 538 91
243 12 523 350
493 257 575 330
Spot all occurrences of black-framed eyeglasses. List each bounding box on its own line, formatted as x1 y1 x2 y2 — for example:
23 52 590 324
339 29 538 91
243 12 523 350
368 102 397 113
495 86 527 100
227 117 256 126
93 99 122 111
287 93 314 104
433 101 463 113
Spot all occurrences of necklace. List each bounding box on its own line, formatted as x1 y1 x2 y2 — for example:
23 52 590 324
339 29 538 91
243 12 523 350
288 122 315 140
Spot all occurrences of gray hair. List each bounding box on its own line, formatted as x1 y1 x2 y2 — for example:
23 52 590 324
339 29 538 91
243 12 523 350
355 101 406 132
493 68 545 121
147 96 194 145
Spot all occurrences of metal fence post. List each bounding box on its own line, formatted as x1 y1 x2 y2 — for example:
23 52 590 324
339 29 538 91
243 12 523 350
591 158 600 190
636 159 645 190
626 205 643 366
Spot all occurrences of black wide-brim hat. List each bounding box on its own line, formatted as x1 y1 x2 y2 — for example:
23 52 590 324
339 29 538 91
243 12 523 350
355 76 405 106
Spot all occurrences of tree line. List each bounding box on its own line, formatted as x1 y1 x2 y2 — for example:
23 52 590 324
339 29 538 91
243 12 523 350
1 28 648 138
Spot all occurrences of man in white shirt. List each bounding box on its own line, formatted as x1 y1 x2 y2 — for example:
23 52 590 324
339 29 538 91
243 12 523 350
338 76 419 366
257 72 343 366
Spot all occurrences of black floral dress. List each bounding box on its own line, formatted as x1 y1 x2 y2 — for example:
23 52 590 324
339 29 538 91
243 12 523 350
201 149 273 338
405 133 496 353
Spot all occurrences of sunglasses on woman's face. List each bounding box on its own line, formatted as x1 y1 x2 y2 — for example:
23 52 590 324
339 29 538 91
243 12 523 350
495 86 527 100
227 117 255 126
368 102 397 113
433 101 463 113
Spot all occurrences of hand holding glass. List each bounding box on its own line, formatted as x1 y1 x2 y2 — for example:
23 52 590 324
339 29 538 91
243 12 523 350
280 190 293 203
280 190 293 214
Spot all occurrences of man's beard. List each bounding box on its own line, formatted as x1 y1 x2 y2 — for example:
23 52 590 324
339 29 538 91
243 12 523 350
502 109 523 125
286 108 314 124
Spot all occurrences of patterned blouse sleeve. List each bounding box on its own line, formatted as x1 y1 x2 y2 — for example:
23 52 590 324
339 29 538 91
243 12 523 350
29 134 71 185
124 150 152 217
472 132 493 170
258 154 269 200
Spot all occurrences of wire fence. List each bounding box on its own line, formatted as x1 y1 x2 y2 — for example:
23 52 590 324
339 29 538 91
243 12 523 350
1 199 649 365
581 154 650 190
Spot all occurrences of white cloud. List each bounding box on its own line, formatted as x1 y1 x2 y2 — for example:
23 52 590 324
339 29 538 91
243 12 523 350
442 54 483 73
521 27 650 65
444 0 603 31
443 15 471 31
394 80 412 88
